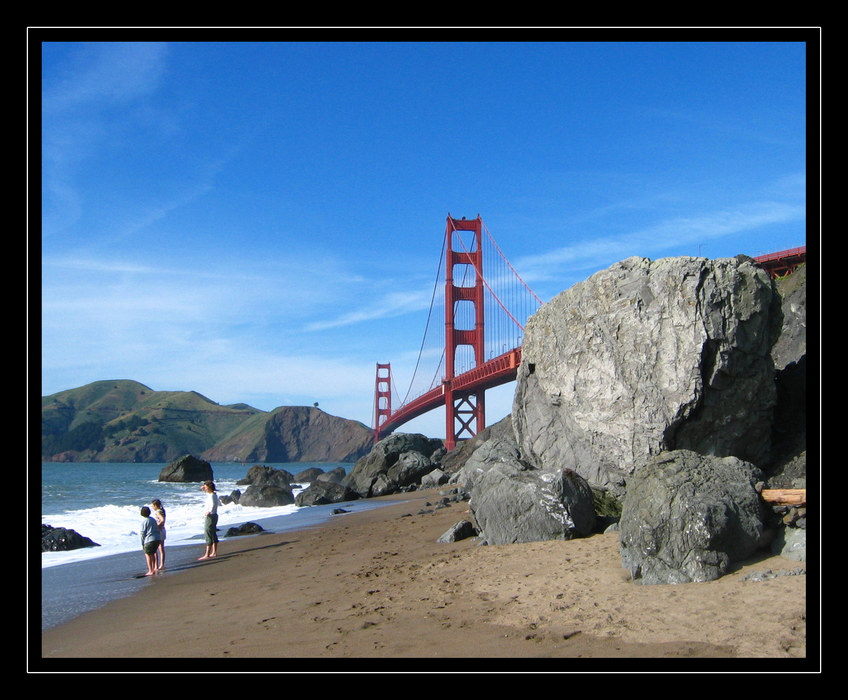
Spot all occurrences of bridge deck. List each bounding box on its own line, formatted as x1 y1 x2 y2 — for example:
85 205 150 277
375 348 521 440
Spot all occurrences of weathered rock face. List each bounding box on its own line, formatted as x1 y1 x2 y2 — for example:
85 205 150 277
468 455 596 545
618 450 765 584
512 255 781 497
343 433 443 498
157 454 214 483
771 263 806 371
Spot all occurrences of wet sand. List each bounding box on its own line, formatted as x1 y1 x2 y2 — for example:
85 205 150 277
37 487 812 672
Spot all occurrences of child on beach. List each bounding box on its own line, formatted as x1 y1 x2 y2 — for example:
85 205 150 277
151 499 166 571
140 506 162 576
198 481 219 561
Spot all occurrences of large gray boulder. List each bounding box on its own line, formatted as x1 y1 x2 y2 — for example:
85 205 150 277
512 255 781 498
343 433 444 498
618 450 765 584
468 452 595 546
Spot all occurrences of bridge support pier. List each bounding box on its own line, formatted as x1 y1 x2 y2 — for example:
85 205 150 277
444 390 484 452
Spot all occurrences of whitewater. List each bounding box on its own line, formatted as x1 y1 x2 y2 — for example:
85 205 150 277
41 461 353 569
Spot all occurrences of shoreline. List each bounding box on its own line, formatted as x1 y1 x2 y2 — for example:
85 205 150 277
39 493 408 632
36 487 812 671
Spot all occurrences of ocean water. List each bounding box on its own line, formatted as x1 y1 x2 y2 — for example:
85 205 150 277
39 461 394 632
40 461 353 569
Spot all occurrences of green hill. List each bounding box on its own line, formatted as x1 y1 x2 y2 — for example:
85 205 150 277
41 380 373 463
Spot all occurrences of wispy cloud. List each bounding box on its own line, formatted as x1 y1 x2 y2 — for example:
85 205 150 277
303 285 438 332
514 198 806 286
42 42 169 115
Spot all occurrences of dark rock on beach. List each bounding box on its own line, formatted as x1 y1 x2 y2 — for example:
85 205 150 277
158 454 213 483
238 484 295 507
316 467 347 483
237 464 294 488
42 524 100 552
295 480 359 506
618 450 765 584
224 522 265 537
437 519 478 543
343 432 444 498
293 467 325 483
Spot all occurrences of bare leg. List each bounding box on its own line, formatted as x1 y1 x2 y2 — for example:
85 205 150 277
144 552 157 576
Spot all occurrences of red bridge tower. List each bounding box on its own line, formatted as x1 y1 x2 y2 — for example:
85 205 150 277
444 215 485 451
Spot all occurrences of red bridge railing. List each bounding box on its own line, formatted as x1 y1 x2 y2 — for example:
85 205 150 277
754 246 806 278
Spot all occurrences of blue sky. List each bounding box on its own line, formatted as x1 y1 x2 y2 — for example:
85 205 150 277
37 35 811 439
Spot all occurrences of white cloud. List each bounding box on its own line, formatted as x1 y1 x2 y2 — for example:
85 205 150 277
515 199 806 285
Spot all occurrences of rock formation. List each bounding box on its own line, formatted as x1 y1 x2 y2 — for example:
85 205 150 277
439 253 807 583
512 255 781 498
157 454 214 483
295 480 359 506
343 433 444 498
618 450 765 584
42 524 100 552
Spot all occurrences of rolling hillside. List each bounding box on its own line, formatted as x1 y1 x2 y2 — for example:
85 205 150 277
41 380 373 463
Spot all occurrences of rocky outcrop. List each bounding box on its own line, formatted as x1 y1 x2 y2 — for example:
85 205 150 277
441 253 806 584
295 480 359 506
512 255 781 498
157 454 214 483
42 524 100 552
618 450 765 584
343 433 444 498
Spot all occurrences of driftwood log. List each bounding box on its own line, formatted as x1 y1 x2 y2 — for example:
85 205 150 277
760 489 806 506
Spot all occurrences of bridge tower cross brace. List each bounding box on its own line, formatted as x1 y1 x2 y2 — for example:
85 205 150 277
444 215 485 451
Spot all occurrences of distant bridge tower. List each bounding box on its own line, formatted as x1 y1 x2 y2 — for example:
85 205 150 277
444 215 485 451
373 362 392 443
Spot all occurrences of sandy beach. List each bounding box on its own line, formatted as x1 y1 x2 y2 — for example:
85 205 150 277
37 487 813 671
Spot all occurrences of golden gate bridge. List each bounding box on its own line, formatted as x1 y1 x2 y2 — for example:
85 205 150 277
372 214 805 451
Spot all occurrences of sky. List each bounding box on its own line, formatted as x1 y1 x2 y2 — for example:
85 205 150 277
36 32 813 440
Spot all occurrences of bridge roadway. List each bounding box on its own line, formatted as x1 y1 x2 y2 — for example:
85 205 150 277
375 347 522 440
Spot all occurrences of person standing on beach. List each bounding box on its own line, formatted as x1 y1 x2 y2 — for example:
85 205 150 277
140 506 162 576
198 481 219 561
151 499 166 571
